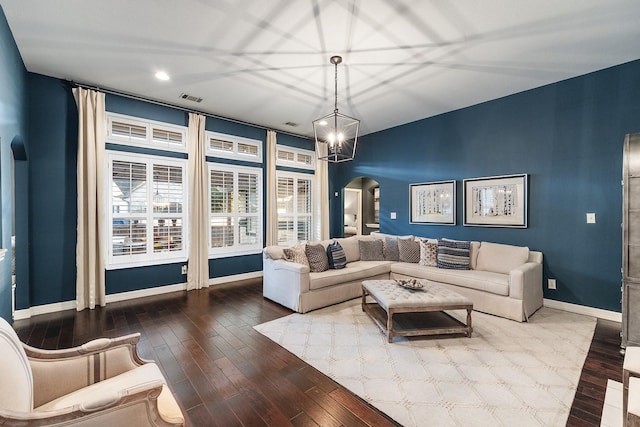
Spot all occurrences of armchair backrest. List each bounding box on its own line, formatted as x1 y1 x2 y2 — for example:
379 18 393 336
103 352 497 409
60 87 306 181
0 317 33 412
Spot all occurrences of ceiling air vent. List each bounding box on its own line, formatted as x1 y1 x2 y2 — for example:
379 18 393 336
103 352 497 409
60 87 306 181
284 122 299 127
179 93 203 103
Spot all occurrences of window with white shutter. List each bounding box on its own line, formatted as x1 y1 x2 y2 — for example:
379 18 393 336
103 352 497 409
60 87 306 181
209 163 262 257
277 171 313 245
206 131 262 162
107 152 188 268
107 113 187 152
276 145 315 170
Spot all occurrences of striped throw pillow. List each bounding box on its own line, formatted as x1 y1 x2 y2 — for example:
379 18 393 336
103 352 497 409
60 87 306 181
437 239 471 270
326 241 347 269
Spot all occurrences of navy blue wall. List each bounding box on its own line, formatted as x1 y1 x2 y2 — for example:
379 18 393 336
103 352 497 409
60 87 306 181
0 6 28 320
22 79 312 304
331 59 640 313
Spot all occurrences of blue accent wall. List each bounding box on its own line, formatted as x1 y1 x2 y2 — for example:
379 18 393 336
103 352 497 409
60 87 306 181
26 75 77 307
0 5 28 320
330 59 640 313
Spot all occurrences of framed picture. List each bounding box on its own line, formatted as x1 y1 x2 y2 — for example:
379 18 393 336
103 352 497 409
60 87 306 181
410 180 456 225
463 174 528 227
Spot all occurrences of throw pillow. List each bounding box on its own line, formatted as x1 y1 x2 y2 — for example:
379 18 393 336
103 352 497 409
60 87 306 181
398 238 420 263
283 244 309 266
326 241 347 269
359 239 384 261
305 243 329 272
437 238 471 270
383 237 400 261
419 239 438 267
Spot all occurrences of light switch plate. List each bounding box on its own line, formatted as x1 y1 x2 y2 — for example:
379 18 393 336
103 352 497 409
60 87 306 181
586 213 596 224
390 212 397 219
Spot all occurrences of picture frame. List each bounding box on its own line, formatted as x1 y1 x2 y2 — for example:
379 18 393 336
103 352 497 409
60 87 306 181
463 174 528 227
410 180 456 225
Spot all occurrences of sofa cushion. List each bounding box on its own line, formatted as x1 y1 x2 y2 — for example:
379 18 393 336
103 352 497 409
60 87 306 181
398 238 420 263
306 243 329 272
309 260 393 290
391 263 510 296
418 239 437 267
437 239 470 270
359 239 384 261
338 236 360 263
35 363 165 412
476 241 530 274
283 244 309 266
326 241 347 269
263 246 285 260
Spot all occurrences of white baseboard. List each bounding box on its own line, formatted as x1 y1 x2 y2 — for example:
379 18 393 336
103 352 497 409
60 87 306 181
543 298 621 322
12 271 264 320
13 301 77 320
105 283 187 304
209 271 263 286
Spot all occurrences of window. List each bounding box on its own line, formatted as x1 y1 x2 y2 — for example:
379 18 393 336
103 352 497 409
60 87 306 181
107 152 188 268
206 131 262 162
277 171 313 245
209 163 262 257
107 113 187 152
276 145 315 170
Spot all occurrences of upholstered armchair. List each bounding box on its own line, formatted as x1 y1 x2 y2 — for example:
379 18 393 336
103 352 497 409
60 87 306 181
0 317 184 426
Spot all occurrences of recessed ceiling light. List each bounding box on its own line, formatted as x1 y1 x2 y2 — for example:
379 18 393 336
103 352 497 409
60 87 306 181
155 71 170 81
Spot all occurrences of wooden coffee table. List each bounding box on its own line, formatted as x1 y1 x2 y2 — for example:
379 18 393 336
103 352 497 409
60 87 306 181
361 279 473 343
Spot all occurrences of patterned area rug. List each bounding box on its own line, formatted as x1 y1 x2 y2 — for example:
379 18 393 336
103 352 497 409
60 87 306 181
254 299 596 426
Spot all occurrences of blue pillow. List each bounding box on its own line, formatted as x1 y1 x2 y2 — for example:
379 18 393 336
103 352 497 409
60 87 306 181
437 239 471 270
326 241 347 269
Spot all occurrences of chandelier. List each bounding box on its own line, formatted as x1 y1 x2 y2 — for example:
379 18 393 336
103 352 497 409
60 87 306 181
313 55 359 163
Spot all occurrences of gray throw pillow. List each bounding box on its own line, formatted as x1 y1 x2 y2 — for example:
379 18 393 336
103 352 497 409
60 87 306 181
359 239 384 261
384 237 400 261
398 238 420 263
305 243 329 272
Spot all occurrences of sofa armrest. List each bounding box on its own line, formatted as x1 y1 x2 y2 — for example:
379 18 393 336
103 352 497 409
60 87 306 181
508 262 542 299
262 258 311 312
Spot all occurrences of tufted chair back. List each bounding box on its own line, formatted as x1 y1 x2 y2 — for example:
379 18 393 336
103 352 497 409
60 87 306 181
0 317 33 412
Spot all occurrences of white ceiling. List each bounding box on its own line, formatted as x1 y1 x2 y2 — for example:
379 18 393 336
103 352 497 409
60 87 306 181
3 0 640 137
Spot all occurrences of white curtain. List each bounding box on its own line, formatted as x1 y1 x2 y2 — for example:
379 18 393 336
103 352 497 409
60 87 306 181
73 87 106 311
187 113 209 290
315 144 330 240
265 130 278 246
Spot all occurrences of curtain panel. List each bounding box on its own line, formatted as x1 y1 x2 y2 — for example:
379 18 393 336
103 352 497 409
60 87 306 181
265 130 278 246
187 113 209 290
73 87 106 310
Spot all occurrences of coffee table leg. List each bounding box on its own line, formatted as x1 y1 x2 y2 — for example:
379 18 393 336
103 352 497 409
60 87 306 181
466 308 473 338
387 309 393 343
361 287 367 312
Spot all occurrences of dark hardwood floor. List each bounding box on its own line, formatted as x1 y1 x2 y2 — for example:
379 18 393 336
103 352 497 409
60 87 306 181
13 278 623 426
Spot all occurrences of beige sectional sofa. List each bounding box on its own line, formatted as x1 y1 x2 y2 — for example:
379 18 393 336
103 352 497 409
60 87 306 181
262 234 543 322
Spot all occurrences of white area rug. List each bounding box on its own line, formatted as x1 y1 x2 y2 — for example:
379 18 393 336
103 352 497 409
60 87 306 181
255 300 596 427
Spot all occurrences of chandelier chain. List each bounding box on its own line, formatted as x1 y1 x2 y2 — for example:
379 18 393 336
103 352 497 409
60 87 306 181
334 60 338 114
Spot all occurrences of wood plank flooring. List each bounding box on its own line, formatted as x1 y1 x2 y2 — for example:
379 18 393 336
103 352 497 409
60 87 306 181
12 278 623 426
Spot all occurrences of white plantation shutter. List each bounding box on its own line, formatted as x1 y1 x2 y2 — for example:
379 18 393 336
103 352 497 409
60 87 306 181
276 171 313 245
107 113 186 152
276 145 315 170
206 131 262 162
209 164 262 256
108 153 187 267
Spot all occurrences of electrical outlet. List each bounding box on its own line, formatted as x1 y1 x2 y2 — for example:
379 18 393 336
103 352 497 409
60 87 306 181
548 278 556 289
181 265 188 275
390 212 397 219
586 213 596 224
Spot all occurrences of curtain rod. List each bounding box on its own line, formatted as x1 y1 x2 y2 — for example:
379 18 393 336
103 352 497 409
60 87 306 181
70 81 309 140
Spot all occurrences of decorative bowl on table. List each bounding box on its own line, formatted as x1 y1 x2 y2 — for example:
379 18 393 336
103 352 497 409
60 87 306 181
395 279 424 290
